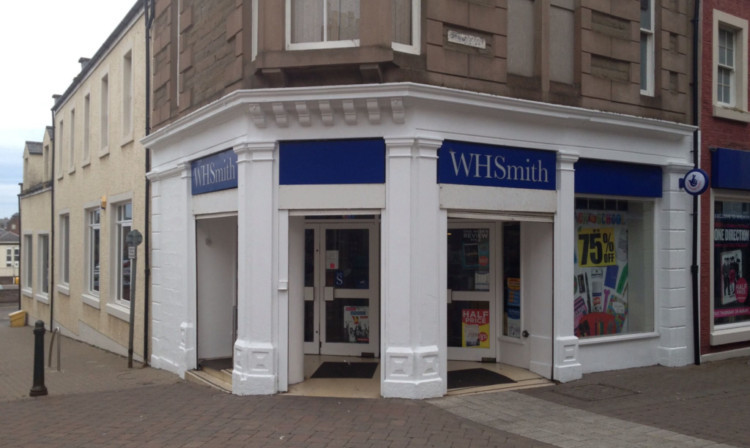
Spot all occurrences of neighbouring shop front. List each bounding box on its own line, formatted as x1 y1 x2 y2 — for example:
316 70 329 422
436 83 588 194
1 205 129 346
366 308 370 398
144 83 695 399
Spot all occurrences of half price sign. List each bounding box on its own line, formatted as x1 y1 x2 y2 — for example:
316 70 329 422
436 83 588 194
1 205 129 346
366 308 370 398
578 227 616 267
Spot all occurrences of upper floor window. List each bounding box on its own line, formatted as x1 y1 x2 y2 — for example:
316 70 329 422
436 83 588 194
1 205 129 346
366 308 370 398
392 0 420 54
713 10 749 122
83 94 91 165
69 109 76 173
287 0 360 50
640 0 655 96
101 74 110 153
122 51 133 141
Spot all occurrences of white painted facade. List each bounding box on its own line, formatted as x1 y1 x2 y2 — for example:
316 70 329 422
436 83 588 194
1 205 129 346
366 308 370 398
144 83 695 398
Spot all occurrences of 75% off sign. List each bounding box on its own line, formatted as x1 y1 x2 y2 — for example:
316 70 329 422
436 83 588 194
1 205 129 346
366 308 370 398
577 228 616 267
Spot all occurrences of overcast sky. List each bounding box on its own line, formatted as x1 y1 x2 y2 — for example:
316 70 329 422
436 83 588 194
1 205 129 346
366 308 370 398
0 0 138 220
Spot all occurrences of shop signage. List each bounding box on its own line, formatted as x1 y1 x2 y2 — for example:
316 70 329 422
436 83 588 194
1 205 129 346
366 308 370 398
191 149 238 195
280 139 385 185
712 147 750 191
680 168 709 196
575 159 662 198
438 141 556 190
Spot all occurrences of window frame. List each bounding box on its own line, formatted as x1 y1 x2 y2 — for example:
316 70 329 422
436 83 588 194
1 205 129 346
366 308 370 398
22 234 33 293
640 0 655 96
391 0 421 55
113 202 133 306
83 93 91 166
712 10 750 122
36 234 50 303
85 207 102 300
68 108 76 173
285 0 361 50
59 213 70 293
100 73 110 155
121 49 134 144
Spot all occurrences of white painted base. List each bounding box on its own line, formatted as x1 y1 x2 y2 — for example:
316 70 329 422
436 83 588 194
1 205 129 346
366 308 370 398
381 346 443 399
232 339 277 395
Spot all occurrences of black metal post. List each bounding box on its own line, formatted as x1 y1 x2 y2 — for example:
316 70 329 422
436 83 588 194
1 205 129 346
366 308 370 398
29 320 48 397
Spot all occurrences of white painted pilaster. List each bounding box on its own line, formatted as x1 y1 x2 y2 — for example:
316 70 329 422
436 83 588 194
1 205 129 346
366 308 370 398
233 142 278 395
381 137 444 399
658 163 693 367
553 153 582 382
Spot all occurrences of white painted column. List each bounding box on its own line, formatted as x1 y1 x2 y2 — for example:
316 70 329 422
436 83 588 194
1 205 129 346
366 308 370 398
553 153 583 382
147 164 196 376
381 137 444 399
287 215 305 385
233 142 278 395
658 163 693 367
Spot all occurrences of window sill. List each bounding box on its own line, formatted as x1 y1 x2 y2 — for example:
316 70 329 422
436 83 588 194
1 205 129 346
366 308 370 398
578 331 659 346
713 105 750 123
120 133 134 148
254 46 394 71
57 283 70 296
81 159 91 169
99 146 110 158
105 302 130 322
82 293 101 310
711 325 750 345
34 293 50 305
21 287 32 298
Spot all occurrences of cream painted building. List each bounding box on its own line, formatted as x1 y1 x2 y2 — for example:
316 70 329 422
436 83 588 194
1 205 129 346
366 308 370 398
20 132 53 323
21 3 150 360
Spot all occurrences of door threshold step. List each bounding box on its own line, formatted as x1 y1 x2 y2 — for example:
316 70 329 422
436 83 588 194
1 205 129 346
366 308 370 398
186 368 232 393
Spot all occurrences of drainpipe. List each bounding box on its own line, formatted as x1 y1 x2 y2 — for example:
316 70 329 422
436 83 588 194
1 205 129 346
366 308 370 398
49 109 56 330
142 0 155 365
690 0 701 366
17 183 22 310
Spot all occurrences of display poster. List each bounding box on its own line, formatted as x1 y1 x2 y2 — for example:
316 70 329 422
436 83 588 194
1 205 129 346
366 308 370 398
462 309 490 348
344 306 369 343
573 211 629 337
714 201 750 325
504 277 521 338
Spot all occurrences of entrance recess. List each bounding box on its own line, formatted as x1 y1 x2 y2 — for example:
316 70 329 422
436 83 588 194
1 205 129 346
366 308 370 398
447 221 528 366
303 220 379 357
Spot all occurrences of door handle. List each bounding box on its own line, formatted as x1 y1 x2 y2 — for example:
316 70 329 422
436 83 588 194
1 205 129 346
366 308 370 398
522 330 529 338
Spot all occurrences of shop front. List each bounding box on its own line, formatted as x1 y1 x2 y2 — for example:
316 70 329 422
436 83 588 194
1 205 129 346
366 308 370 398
144 83 695 399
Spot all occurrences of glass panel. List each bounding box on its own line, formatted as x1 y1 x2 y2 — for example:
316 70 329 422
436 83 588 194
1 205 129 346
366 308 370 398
327 0 359 41
447 228 491 291
92 227 100 292
502 223 521 338
304 301 315 342
574 200 654 337
714 201 750 326
305 229 315 287
640 35 649 90
325 229 369 289
326 298 369 343
120 224 132 301
447 301 490 348
392 0 412 45
640 0 651 31
291 0 323 43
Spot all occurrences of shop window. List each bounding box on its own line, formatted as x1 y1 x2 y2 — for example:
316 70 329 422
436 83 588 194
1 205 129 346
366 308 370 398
712 10 749 122
287 0 360 50
574 198 655 338
114 202 132 305
713 200 750 330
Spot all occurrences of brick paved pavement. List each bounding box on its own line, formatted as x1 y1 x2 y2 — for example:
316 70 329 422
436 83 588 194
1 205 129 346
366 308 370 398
3 302 750 447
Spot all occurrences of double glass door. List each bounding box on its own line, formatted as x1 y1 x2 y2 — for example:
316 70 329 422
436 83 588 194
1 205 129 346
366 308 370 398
304 221 379 357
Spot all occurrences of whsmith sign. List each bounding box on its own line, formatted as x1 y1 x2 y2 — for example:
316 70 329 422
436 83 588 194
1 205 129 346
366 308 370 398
438 141 556 190
191 149 238 195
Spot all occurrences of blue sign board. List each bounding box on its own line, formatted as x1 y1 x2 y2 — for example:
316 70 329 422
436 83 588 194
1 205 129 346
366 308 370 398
438 141 556 190
574 159 662 198
712 147 750 191
280 139 385 185
191 149 238 195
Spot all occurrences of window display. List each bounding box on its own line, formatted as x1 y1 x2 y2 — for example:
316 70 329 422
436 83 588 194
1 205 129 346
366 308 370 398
574 199 654 338
713 200 750 326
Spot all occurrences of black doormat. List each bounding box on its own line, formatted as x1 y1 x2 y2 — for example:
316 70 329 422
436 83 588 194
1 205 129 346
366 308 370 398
447 368 515 389
311 362 379 379
200 358 233 371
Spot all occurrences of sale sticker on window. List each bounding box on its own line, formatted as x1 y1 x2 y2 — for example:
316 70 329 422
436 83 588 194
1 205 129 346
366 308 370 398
462 309 490 348
577 227 616 267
